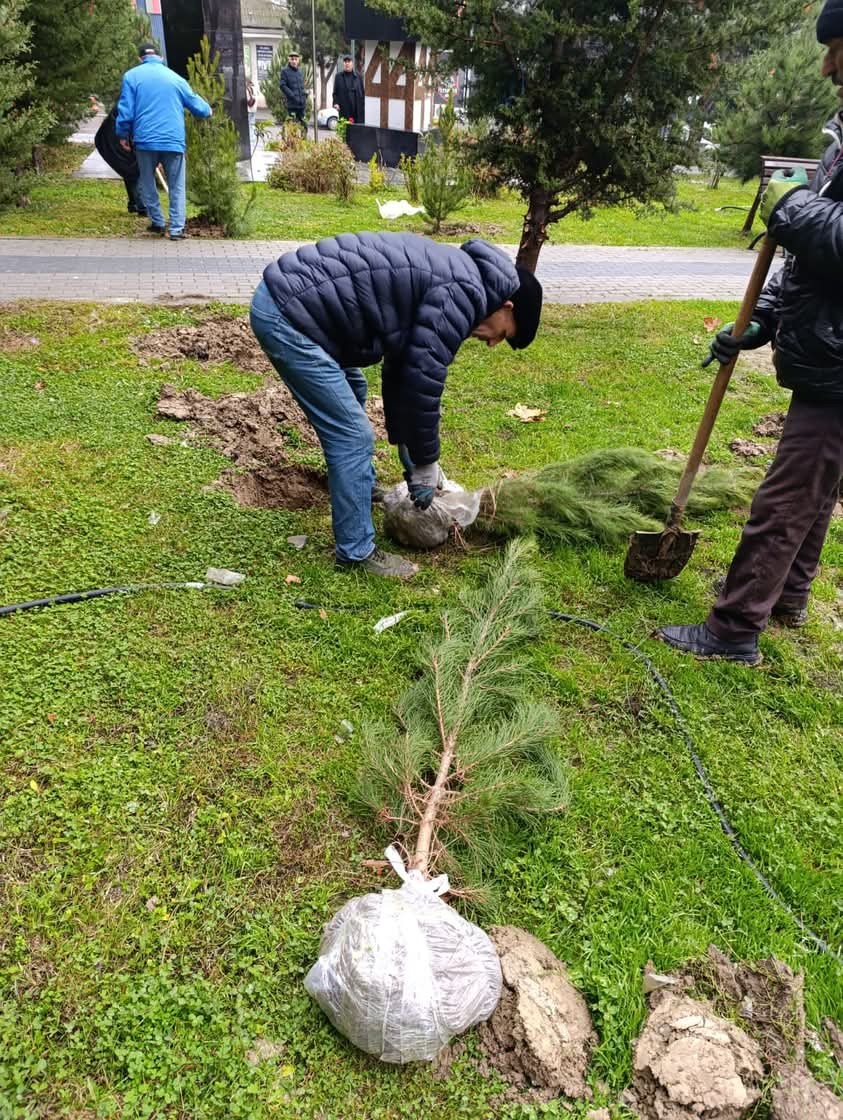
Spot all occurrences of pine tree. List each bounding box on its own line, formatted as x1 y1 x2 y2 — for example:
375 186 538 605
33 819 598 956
418 90 471 233
354 539 567 898
0 0 50 209
715 25 838 181
186 37 252 237
373 0 796 270
21 0 139 142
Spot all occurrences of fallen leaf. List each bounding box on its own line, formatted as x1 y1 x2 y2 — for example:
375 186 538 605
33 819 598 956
703 316 722 333
46 712 57 723
284 574 302 585
34 380 45 391
145 896 159 911
318 608 328 620
507 402 548 422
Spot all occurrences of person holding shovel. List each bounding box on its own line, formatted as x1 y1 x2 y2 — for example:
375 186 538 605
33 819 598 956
657 0 843 665
249 231 542 577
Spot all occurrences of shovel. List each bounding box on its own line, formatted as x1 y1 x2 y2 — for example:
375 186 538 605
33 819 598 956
624 235 777 583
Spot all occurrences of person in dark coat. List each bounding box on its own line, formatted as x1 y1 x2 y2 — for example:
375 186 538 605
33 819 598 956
94 107 146 215
332 55 365 124
249 232 543 577
280 51 306 125
657 0 843 665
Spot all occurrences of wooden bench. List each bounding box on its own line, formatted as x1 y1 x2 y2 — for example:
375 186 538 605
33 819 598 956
742 155 821 234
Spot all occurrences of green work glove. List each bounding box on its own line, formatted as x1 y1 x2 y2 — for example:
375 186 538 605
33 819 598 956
701 321 765 368
759 166 809 226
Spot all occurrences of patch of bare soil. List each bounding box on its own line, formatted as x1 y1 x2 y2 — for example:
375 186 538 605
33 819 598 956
753 412 787 439
729 438 772 458
627 948 843 1120
0 329 40 352
221 463 328 509
625 991 764 1120
133 315 275 375
183 217 227 238
437 221 505 237
772 1066 843 1120
693 946 805 1069
474 925 596 1103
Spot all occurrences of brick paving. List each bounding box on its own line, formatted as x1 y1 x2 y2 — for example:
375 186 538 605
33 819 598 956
0 235 760 306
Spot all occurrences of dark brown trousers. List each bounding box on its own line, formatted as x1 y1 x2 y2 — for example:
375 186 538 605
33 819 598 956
707 395 843 641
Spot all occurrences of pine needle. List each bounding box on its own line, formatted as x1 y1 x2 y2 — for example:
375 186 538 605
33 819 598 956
351 539 568 900
476 448 757 546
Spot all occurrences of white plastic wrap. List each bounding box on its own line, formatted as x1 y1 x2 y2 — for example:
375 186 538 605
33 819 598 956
304 847 503 1063
381 480 482 550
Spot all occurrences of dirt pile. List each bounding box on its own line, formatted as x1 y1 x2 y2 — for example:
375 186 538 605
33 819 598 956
476 925 596 1102
625 992 765 1120
626 948 843 1120
771 1066 843 1120
752 412 786 439
0 329 40 352
133 315 275 375
155 383 331 509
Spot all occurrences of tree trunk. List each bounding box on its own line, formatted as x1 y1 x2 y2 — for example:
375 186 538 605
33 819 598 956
516 187 553 272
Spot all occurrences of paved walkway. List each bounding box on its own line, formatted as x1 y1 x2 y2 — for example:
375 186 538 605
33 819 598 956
0 237 759 305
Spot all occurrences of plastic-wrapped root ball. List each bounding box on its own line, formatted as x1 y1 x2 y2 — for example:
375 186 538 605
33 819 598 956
304 847 502 1063
382 480 482 550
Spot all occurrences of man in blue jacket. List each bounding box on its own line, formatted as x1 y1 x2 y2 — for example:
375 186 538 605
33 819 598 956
116 44 212 240
250 232 543 577
657 0 843 665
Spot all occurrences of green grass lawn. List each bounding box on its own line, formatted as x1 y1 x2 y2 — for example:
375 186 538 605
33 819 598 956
1 300 841 1119
0 144 760 248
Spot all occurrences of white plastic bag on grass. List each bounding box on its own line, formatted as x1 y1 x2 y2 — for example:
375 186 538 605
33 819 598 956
381 479 482 550
304 846 502 1063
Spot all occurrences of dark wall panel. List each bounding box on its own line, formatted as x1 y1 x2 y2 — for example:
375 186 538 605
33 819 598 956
344 0 413 42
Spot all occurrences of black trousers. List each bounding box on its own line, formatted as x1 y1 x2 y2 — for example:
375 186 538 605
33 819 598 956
708 394 843 640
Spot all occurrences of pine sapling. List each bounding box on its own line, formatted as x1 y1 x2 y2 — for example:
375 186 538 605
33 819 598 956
354 538 567 896
418 90 471 234
186 37 254 237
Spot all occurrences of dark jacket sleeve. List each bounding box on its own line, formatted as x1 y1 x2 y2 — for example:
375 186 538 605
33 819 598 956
382 279 483 465
331 74 340 107
354 75 365 122
767 186 843 278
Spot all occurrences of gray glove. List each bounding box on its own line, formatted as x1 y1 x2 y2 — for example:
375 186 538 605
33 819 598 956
397 446 445 510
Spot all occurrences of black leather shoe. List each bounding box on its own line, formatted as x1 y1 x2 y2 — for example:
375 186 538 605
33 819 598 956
169 231 186 241
771 605 808 627
146 223 165 235
654 622 762 666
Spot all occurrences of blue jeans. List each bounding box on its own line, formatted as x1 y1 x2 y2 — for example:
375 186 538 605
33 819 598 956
136 149 186 235
249 280 375 561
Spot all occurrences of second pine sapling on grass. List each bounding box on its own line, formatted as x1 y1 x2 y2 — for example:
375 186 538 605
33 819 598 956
354 538 568 899
418 90 471 233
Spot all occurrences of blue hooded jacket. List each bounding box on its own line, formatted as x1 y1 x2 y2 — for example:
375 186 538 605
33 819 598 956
262 232 519 465
116 56 211 153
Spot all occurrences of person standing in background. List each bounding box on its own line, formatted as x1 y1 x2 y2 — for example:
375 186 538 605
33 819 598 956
332 54 365 124
116 43 212 241
280 51 306 126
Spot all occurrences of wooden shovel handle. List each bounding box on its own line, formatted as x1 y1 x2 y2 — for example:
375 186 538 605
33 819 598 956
667 235 778 527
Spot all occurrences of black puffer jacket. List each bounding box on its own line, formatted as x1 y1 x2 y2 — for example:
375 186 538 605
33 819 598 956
262 232 518 464
755 113 843 402
280 64 306 113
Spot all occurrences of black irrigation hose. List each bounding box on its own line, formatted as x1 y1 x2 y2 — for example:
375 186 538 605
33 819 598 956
0 581 206 617
549 611 840 962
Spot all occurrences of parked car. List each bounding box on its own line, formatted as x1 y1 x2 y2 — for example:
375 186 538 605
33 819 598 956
317 107 339 131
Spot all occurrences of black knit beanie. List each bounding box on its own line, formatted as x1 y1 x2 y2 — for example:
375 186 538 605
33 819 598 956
817 0 843 44
508 267 543 350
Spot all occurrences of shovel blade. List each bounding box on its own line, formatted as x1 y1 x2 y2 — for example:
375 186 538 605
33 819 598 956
624 526 700 583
